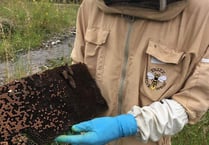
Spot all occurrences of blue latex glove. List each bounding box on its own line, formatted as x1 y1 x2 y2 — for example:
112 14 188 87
55 114 137 145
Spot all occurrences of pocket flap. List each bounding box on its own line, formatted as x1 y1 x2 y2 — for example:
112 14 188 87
85 28 109 45
146 40 185 64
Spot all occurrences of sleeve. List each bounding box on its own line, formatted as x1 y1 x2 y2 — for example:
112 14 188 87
172 46 209 124
128 47 209 142
128 99 188 142
70 0 89 64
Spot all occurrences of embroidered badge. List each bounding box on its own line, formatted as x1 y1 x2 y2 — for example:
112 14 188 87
145 68 167 90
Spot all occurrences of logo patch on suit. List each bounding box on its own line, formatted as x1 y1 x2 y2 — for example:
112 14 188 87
145 68 167 90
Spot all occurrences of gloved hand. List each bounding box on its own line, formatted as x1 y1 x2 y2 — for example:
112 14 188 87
55 114 137 145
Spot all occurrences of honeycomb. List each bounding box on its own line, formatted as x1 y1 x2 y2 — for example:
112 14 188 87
0 63 108 145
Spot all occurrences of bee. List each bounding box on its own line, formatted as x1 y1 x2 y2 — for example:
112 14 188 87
147 72 167 90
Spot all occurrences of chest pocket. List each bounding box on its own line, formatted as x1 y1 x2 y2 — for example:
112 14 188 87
84 28 109 80
141 40 185 101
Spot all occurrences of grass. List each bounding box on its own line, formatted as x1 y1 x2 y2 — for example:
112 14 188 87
0 0 78 61
172 112 209 145
0 0 77 82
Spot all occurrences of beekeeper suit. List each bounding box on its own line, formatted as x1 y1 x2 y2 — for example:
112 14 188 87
55 0 209 145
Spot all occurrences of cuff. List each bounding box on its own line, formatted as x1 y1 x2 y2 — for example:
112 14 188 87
128 99 188 142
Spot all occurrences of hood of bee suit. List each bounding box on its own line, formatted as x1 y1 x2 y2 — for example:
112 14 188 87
96 0 188 21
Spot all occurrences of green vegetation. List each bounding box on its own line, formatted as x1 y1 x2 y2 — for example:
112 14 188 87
172 112 209 145
0 0 78 61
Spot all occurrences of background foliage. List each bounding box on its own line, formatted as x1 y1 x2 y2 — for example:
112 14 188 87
0 0 78 61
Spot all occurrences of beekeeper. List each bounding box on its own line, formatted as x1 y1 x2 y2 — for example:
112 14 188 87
55 0 209 145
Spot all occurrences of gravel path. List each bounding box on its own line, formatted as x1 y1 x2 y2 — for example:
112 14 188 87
0 33 75 85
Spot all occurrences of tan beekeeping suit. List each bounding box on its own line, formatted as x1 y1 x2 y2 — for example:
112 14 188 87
71 0 209 144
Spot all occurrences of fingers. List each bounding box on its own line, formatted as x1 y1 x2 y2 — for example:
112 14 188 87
55 134 85 144
72 121 92 132
55 121 94 144
55 133 96 144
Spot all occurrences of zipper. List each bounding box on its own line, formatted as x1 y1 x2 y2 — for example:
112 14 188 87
117 16 135 114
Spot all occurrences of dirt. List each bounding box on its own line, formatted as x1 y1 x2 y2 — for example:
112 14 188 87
0 32 75 85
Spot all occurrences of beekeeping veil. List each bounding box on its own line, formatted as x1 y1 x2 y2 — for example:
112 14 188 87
104 0 183 11
96 0 187 21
